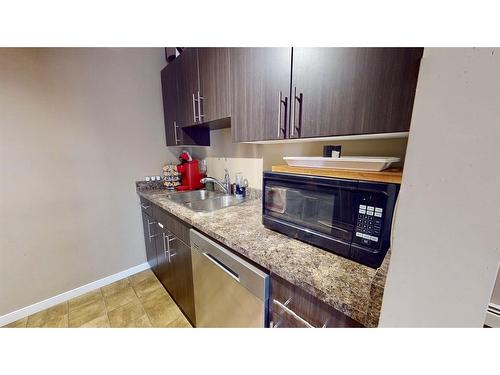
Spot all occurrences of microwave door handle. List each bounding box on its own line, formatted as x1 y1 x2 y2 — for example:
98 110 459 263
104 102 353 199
317 220 351 234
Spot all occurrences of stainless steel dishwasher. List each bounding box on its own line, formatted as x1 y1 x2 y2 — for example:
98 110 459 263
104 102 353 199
190 229 269 327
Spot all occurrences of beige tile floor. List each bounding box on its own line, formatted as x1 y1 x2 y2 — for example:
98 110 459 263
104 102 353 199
2 269 192 328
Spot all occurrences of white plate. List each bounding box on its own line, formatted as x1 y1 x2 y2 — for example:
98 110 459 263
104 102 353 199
283 156 400 171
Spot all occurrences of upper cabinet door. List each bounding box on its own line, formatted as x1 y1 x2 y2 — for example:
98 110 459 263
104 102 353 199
198 48 231 123
161 63 179 146
290 48 423 139
175 48 200 127
230 48 292 142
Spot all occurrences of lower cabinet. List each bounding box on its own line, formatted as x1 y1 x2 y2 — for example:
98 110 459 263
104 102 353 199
169 239 196 323
141 210 158 273
140 197 363 328
152 205 196 325
155 222 176 299
140 198 196 325
269 273 363 328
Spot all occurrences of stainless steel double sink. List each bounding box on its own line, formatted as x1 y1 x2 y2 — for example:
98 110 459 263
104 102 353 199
165 189 247 212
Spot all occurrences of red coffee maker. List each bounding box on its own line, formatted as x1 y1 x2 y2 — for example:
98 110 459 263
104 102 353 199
176 151 205 191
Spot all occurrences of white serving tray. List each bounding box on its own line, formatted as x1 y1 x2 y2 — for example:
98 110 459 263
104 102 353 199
283 156 400 172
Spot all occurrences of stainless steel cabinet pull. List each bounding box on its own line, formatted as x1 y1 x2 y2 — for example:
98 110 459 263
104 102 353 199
277 91 282 138
162 232 167 254
173 121 180 145
273 298 314 328
290 87 303 138
276 91 288 139
270 320 281 328
141 204 150 209
197 91 204 121
202 252 240 282
162 232 176 261
165 233 176 262
192 93 198 123
147 220 158 240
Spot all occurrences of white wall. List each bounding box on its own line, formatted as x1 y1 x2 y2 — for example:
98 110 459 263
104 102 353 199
185 128 408 188
0 48 176 316
379 48 500 327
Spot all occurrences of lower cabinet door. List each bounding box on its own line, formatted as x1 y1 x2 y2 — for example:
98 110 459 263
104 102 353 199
270 273 363 328
141 211 158 273
170 238 196 325
270 299 313 328
155 224 176 299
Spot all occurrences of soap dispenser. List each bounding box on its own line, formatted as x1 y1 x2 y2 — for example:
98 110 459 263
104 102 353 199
235 172 244 199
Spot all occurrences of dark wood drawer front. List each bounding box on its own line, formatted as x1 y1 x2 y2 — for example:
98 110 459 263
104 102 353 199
139 197 153 216
271 299 312 328
153 206 191 246
270 273 363 328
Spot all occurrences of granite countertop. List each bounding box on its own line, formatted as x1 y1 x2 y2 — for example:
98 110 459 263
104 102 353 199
137 188 390 327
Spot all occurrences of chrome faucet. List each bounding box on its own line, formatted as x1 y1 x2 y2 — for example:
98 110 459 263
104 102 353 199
200 176 230 194
223 168 231 193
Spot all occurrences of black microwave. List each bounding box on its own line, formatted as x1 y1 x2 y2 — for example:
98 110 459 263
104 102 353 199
262 172 399 268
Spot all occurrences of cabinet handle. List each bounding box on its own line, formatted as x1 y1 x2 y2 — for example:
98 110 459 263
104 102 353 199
273 298 314 328
141 204 150 209
197 91 204 122
276 92 287 139
173 121 180 145
147 220 158 240
192 93 198 123
163 232 176 262
277 91 282 138
290 87 303 138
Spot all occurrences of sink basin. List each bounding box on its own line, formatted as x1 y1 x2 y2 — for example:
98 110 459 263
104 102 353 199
165 190 246 212
166 190 218 204
187 195 245 212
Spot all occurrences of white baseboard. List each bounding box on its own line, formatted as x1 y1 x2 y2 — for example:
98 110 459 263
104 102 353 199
0 262 150 327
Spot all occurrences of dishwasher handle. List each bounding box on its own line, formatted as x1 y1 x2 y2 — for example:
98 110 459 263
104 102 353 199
203 252 240 282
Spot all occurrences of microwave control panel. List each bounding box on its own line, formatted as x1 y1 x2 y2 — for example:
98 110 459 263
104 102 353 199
355 204 383 246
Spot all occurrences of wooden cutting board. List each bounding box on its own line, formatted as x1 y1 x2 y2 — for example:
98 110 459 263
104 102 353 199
271 165 403 184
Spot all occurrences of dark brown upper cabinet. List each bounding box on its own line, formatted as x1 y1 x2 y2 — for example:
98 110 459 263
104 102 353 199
160 63 179 146
230 48 293 142
290 48 423 139
198 48 231 124
161 48 233 147
161 52 210 147
174 48 200 128
229 47 422 142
